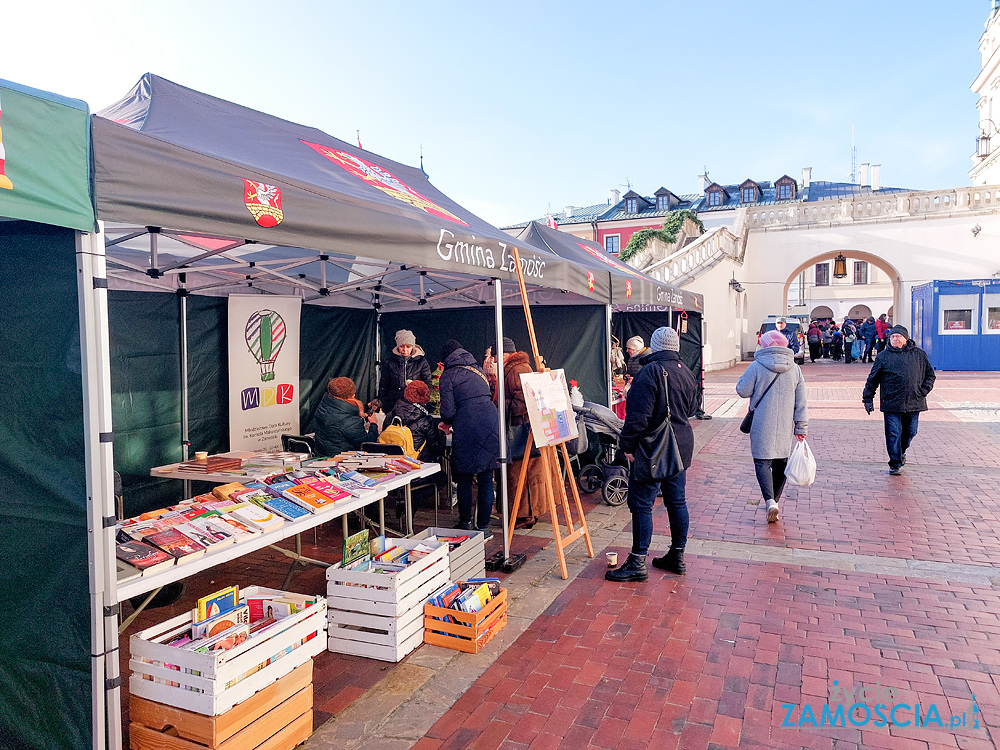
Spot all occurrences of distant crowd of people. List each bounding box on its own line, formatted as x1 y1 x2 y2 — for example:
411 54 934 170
805 313 890 364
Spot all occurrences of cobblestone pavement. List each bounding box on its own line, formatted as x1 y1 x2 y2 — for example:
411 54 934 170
303 362 1000 750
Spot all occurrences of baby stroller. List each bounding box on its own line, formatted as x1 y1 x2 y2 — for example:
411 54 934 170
573 401 629 506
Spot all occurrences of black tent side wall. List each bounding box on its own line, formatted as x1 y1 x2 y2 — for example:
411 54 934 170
0 222 91 750
301 306 376 430
382 305 608 407
614 310 704 404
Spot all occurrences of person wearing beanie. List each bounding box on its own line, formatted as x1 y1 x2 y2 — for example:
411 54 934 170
607 326 698 583
438 341 500 536
378 329 432 413
862 324 935 475
625 336 652 378
383 380 440 462
488 338 543 529
313 377 379 457
736 325 808 524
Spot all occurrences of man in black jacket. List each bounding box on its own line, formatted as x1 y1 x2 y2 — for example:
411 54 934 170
606 327 698 582
862 325 936 475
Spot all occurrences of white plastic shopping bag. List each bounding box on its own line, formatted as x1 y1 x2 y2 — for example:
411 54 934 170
784 438 816 486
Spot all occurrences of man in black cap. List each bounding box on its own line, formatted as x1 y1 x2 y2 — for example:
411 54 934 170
773 317 800 355
862 325 936 475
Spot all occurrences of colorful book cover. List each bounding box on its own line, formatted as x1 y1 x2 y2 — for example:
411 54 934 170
343 528 370 567
115 540 175 573
212 482 248 502
192 623 249 653
174 521 232 551
264 479 298 499
281 483 337 512
216 515 261 540
259 496 311 521
143 528 207 562
301 477 351 503
230 504 284 532
196 586 239 621
246 596 278 622
192 604 249 639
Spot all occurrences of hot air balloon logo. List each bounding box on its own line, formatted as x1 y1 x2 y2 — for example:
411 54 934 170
245 309 286 382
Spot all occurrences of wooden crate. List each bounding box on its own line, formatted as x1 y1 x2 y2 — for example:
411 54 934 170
423 587 507 654
130 586 326 716
129 661 312 750
411 527 486 583
326 539 449 662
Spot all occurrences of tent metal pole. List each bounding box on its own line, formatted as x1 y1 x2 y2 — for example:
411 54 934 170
77 225 121 750
493 279 509 559
374 298 381 404
179 290 191 498
605 304 613 407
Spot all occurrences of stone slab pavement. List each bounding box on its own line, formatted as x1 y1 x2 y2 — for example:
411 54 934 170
303 362 1000 750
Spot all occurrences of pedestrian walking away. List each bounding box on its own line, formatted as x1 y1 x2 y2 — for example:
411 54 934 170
842 317 859 363
860 316 878 363
735 330 808 523
806 321 822 363
862 325 936 475
606 326 698 583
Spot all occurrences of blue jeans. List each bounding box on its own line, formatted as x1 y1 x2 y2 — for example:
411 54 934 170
884 412 919 469
626 467 688 557
456 469 495 530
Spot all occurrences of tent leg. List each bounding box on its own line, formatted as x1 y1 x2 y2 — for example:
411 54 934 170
78 226 120 750
605 304 613 407
494 279 509 560
179 291 191 499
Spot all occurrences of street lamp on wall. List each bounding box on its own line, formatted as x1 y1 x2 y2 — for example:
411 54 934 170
832 253 848 279
977 118 1000 158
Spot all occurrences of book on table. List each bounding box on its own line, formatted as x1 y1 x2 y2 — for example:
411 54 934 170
115 540 175 575
143 527 207 563
281 483 339 513
299 476 351 503
215 515 262 540
230 504 284 533
212 482 247 502
174 520 234 551
258 496 311 521
116 558 142 584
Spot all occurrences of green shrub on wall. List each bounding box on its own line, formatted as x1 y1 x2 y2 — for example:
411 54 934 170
619 210 704 262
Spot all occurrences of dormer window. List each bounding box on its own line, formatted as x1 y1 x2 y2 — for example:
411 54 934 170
704 182 729 208
741 187 756 203
708 191 722 207
657 195 669 210
654 187 678 211
774 175 797 201
626 197 638 214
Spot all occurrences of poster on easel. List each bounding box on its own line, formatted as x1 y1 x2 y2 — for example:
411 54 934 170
228 295 301 451
519 369 578 449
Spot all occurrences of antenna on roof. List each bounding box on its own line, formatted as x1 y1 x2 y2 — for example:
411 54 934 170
850 124 856 183
420 144 427 177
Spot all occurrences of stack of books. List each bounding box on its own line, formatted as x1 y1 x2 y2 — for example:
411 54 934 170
176 455 244 473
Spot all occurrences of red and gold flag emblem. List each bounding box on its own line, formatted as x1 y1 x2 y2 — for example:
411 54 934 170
242 179 283 227
587 271 595 291
626 280 632 298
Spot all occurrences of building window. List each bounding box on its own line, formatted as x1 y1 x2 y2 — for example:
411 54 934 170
657 195 669 211
708 191 721 207
939 294 978 335
605 235 620 254
626 198 638 214
741 187 755 203
853 261 868 285
815 263 830 286
778 183 791 200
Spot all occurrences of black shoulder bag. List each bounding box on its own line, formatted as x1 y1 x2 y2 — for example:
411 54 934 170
739 374 778 434
638 365 684 480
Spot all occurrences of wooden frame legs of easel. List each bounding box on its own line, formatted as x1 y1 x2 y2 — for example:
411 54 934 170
506 430 594 579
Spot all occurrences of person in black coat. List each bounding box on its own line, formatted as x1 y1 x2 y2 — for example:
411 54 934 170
313 377 379 457
859 317 878 363
378 329 433 413
774 318 800 355
606 327 698 583
862 325 936 475
437 340 500 533
842 318 859 363
383 380 441 462
624 336 652 379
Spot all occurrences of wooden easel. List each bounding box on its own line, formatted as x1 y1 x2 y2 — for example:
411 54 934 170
505 248 594 579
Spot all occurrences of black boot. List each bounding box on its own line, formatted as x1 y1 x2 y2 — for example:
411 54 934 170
605 553 648 582
652 547 686 575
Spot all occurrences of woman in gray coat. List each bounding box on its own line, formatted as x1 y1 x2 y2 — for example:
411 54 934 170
735 330 808 523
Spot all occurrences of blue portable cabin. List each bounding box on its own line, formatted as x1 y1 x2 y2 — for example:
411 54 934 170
911 279 1000 370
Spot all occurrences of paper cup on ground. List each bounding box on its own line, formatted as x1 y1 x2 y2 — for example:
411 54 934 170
606 552 618 567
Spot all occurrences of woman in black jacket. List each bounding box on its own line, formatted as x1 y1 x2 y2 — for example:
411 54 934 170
607 327 698 582
312 377 379 457
378 329 432 413
437 340 500 534
383 380 441 462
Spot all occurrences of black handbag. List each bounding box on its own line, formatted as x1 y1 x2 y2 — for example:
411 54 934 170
739 374 778 434
507 422 540 459
637 366 684 480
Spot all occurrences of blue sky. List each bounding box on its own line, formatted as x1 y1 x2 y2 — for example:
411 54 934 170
5 1 989 227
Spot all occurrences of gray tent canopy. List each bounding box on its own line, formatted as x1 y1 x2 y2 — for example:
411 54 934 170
94 74 608 308
514 220 703 312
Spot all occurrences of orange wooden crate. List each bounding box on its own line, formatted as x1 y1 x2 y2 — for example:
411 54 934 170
423 587 507 654
129 661 312 750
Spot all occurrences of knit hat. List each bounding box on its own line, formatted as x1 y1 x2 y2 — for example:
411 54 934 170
759 330 788 348
650 327 680 352
395 329 416 347
888 325 909 339
327 377 356 398
439 339 462 362
502 336 516 354
404 380 430 404
625 336 644 352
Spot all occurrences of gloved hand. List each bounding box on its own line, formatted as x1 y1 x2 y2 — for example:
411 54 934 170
863 401 874 415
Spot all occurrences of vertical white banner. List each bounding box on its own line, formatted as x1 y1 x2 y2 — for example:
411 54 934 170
228 295 301 451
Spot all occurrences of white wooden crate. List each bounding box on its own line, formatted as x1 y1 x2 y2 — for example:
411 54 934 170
129 586 326 716
325 539 449 661
412 527 486 583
